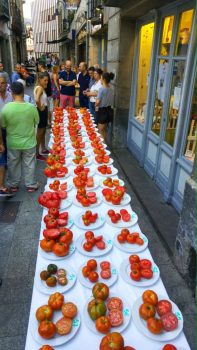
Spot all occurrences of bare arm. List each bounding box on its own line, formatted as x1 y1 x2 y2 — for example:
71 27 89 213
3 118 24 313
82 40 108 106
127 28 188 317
59 79 77 87
54 73 60 91
95 98 101 108
86 90 98 97
35 86 45 111
0 129 5 152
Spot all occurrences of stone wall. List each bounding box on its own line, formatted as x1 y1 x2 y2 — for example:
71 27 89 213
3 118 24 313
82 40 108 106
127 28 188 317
174 177 197 293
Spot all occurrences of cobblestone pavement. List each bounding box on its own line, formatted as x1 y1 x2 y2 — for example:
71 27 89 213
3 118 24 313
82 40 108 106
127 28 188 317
0 101 195 349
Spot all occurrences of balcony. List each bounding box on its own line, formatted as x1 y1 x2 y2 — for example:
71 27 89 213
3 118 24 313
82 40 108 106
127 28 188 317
0 0 10 22
87 0 104 26
10 2 23 35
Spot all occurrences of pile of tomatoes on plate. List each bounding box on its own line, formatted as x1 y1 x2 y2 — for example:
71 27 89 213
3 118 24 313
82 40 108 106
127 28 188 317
139 290 179 334
87 282 124 333
108 209 131 223
40 227 73 257
73 173 94 188
83 231 106 251
49 180 68 192
38 191 67 209
82 210 98 226
35 292 78 338
102 177 121 188
71 140 85 149
76 189 97 206
102 186 125 205
74 164 90 176
97 165 112 175
40 264 68 287
43 208 69 228
82 259 112 283
99 332 136 350
95 153 110 164
117 229 144 246
128 255 153 281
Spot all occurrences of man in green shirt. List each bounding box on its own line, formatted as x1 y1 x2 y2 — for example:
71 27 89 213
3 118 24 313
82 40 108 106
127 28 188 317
1 82 39 192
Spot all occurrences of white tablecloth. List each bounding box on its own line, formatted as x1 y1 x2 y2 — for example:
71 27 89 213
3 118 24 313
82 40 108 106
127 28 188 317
25 111 191 350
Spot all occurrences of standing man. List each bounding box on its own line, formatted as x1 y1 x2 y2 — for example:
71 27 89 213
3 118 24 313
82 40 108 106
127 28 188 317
0 75 13 196
1 82 39 192
59 60 77 108
11 64 22 83
0 62 10 84
78 62 90 108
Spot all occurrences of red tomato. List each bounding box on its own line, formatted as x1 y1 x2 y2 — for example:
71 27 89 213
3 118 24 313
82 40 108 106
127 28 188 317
147 317 163 334
38 320 56 339
96 316 111 334
99 332 124 350
141 269 153 279
44 214 55 224
129 255 140 264
117 234 126 244
139 303 156 320
130 262 141 271
124 347 136 350
88 271 99 283
96 241 106 250
48 207 59 217
162 345 177 350
95 235 103 242
120 228 130 238
161 312 178 331
100 269 111 279
135 237 144 245
156 300 172 317
130 269 141 281
82 265 91 277
83 241 93 251
85 231 94 239
87 259 97 270
142 290 158 306
120 209 128 216
39 346 55 350
100 261 111 270
87 237 96 246
122 213 131 222
140 259 152 270
126 233 136 244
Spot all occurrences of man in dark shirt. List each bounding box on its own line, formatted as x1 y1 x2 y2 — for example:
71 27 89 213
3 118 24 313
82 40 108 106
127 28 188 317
59 60 77 108
78 62 90 108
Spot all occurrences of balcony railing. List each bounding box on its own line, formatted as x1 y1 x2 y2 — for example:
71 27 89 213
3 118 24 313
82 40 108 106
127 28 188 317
87 0 103 26
0 0 10 21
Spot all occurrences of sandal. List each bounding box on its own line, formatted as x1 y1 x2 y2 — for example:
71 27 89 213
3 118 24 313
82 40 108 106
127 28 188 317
27 186 39 193
10 186 19 193
0 187 13 197
41 149 49 155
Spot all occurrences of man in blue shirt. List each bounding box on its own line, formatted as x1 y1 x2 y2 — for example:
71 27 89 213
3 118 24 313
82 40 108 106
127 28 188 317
78 62 90 108
11 64 22 83
59 60 77 108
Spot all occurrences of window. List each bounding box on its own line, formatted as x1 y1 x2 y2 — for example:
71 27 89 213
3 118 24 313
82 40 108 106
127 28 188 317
39 32 42 43
184 74 197 162
52 29 56 40
175 9 194 56
45 31 48 43
160 16 174 56
135 22 155 124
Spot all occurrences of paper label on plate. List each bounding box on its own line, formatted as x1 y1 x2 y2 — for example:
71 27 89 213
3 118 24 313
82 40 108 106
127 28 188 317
112 268 117 275
72 319 80 327
107 239 112 244
69 246 75 253
69 273 76 281
123 308 130 317
175 311 182 320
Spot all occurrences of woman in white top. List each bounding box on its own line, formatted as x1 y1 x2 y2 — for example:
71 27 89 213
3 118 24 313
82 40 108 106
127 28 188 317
34 72 48 161
85 68 102 123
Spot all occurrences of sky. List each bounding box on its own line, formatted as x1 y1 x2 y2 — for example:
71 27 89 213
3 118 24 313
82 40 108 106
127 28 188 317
23 0 34 20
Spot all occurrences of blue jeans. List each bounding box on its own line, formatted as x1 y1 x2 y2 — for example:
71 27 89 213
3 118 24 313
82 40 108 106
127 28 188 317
0 128 7 167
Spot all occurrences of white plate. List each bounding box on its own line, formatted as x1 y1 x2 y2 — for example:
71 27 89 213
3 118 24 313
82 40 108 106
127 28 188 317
72 194 102 208
102 193 131 207
100 177 124 188
76 233 113 257
41 217 74 231
114 231 148 253
120 259 160 287
69 149 92 158
94 158 114 166
77 262 118 288
45 181 73 192
71 167 95 178
96 166 118 177
132 295 184 342
60 198 73 210
51 172 70 181
74 211 105 230
39 243 75 261
30 304 81 346
105 211 138 228
35 264 77 295
71 157 92 167
84 295 131 335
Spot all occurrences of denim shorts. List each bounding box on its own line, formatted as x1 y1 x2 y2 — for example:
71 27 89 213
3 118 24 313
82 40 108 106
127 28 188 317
0 128 7 167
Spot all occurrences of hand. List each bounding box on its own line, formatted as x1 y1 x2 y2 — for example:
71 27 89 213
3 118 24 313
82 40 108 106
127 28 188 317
59 79 64 85
0 143 5 153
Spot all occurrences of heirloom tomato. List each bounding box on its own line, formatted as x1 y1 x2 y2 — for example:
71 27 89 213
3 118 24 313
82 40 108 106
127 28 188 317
147 317 163 334
40 239 55 252
100 332 124 350
92 282 109 300
96 316 111 334
82 265 91 277
87 259 97 270
38 320 56 339
88 271 99 283
162 345 177 350
140 259 152 270
36 305 53 322
52 242 69 257
88 298 107 321
140 269 153 279
142 290 158 306
161 312 178 331
129 255 140 264
156 300 172 317
139 303 156 320
39 346 55 350
48 292 64 310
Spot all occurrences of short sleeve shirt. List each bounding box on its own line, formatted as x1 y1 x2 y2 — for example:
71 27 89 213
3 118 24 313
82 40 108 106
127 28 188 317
59 70 76 96
90 80 102 103
97 86 114 107
78 73 90 94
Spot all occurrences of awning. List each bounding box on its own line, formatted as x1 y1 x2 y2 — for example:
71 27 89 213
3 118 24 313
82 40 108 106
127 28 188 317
46 36 70 44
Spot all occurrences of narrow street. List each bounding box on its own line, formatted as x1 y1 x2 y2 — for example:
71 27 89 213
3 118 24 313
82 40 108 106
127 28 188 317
0 94 195 349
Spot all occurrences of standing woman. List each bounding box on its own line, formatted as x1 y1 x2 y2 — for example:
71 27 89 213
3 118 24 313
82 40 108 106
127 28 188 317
51 65 60 108
34 72 49 161
85 68 102 122
95 72 114 142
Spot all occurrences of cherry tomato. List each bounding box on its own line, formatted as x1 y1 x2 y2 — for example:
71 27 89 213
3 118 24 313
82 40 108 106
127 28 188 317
126 233 136 244
120 228 130 238
88 271 99 283
117 234 126 244
130 269 141 281
82 265 91 277
108 209 115 217
129 255 140 264
83 241 93 251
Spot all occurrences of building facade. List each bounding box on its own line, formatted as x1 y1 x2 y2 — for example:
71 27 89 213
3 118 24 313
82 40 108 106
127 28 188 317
25 20 34 60
31 0 59 59
0 0 26 72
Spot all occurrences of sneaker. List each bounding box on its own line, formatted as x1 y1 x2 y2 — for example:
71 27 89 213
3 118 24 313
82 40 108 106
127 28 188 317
41 149 49 155
0 187 14 197
36 154 46 161
27 186 39 193
10 186 19 193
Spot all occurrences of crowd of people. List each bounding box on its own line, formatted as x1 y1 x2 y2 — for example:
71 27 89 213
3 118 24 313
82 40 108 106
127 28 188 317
0 58 114 198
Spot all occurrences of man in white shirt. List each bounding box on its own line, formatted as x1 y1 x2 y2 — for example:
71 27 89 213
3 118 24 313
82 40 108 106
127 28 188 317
0 75 13 196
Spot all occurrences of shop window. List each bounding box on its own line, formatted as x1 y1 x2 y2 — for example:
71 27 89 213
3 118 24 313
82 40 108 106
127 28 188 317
135 22 155 124
175 9 194 56
160 16 174 56
151 59 169 135
184 77 197 162
165 60 185 146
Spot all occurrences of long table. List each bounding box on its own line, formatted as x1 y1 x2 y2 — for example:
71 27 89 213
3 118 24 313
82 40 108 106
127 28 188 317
25 110 191 350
